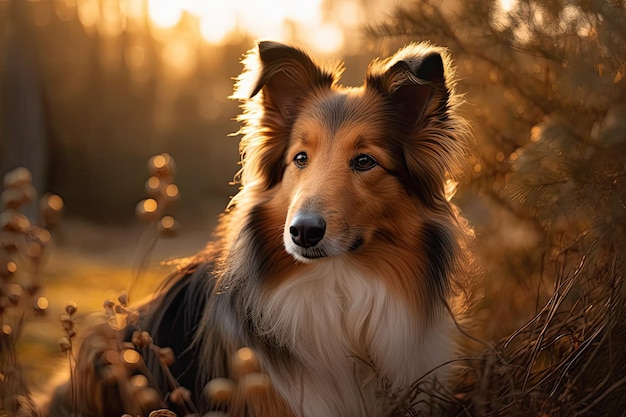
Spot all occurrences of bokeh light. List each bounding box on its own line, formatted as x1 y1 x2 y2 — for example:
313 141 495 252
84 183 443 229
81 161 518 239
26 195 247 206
34 296 49 311
46 194 64 212
76 0 355 56
148 0 183 29
142 199 158 213
121 348 141 364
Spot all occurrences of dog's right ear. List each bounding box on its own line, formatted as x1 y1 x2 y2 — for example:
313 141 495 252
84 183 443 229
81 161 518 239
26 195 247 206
232 42 338 190
234 41 336 127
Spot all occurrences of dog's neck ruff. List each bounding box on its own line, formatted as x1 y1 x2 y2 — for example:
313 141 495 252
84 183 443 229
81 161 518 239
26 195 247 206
255 257 453 417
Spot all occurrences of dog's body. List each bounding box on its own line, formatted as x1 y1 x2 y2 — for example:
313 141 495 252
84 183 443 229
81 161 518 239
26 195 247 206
46 41 471 417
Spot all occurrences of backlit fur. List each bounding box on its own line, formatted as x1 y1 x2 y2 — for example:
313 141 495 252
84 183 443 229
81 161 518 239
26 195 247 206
45 41 472 417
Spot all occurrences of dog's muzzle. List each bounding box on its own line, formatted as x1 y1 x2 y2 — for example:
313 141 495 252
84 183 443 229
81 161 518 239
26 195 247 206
289 213 326 248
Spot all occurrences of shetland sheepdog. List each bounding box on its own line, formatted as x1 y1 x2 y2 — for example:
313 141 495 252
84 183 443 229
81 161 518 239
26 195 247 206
46 41 471 417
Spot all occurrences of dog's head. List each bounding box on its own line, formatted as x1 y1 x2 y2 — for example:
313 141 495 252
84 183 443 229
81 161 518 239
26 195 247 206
233 41 468 263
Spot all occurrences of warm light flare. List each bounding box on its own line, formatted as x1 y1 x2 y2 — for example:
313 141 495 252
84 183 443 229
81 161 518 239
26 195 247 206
148 0 183 29
162 38 197 79
149 0 343 54
199 8 237 44
499 0 517 13
306 23 345 55
77 0 100 31
143 198 158 213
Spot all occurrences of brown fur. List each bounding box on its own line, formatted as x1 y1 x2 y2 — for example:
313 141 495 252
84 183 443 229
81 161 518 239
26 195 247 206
44 41 472 417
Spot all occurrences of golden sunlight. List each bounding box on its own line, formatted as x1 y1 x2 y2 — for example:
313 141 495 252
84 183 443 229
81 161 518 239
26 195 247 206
499 0 517 13
147 0 183 29
146 0 344 53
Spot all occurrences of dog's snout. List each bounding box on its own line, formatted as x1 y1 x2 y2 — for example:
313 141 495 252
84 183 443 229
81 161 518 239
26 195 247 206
289 214 326 248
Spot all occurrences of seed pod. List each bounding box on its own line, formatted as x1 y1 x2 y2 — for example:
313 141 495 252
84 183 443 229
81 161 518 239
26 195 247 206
0 232 17 253
65 301 78 315
158 216 177 238
1 184 36 209
30 226 51 246
103 300 115 317
115 304 128 315
3 167 32 189
121 348 142 367
33 296 49 313
0 260 17 277
158 347 175 366
131 330 153 347
137 389 162 412
0 210 31 232
148 153 176 177
240 373 271 397
6 283 23 305
233 347 259 376
145 176 161 197
126 310 140 326
130 374 149 389
135 198 159 222
204 378 236 403
59 336 72 352
147 409 175 417
117 292 128 307
24 241 43 259
161 183 179 203
169 387 191 405
40 193 63 226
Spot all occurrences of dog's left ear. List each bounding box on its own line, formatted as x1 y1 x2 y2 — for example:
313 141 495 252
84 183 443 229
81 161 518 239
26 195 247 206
367 45 467 208
366 45 450 129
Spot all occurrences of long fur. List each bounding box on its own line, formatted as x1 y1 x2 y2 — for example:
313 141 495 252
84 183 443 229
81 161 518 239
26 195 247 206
45 41 472 417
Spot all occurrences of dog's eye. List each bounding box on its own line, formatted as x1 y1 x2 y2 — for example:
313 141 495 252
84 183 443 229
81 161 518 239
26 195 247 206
293 152 308 169
351 154 378 172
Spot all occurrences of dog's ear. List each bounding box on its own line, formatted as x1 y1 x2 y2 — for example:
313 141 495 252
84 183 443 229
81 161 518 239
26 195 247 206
367 44 467 209
232 42 338 190
237 41 335 127
366 46 449 129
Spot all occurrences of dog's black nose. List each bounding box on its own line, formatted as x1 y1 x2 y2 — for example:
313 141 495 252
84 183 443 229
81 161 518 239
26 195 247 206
289 214 326 248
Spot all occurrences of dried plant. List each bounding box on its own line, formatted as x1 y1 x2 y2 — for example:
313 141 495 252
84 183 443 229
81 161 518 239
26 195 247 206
130 153 180 303
0 167 63 417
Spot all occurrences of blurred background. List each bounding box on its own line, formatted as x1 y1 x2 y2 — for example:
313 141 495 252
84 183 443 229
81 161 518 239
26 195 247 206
0 0 392 224
1 0 625 414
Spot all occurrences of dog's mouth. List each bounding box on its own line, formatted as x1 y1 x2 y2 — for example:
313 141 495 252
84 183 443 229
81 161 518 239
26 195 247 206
285 236 364 263
292 247 328 261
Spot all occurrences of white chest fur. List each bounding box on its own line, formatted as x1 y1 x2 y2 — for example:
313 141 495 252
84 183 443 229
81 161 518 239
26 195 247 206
256 258 454 417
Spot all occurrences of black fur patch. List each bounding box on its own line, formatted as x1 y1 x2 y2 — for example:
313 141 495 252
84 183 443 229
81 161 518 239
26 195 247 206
420 221 455 311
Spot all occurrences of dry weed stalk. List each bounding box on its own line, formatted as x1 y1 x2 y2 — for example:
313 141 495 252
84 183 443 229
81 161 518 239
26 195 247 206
426 242 626 417
53 154 279 417
130 153 180 303
65 293 276 417
0 167 62 416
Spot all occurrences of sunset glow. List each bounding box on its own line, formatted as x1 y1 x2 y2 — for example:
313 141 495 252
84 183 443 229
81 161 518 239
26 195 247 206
145 0 345 53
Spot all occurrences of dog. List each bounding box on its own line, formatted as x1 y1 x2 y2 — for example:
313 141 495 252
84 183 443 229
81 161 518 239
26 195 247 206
45 40 472 417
